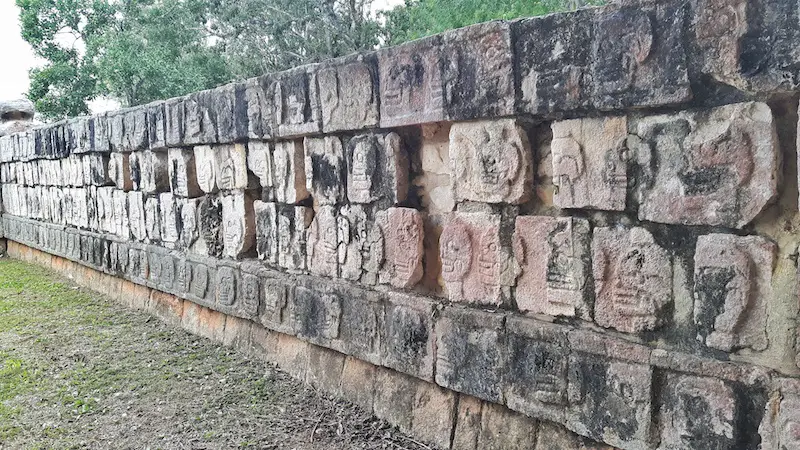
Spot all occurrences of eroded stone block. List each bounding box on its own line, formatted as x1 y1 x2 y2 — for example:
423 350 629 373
632 102 778 228
144 195 161 242
277 205 313 272
273 140 309 203
382 293 435 381
759 379 800 450
592 226 672 333
245 75 273 139
168 148 201 198
273 65 321 138
179 198 200 249
694 234 775 352
551 116 627 211
82 153 110 186
377 207 424 289
146 101 167 150
199 195 224 258
165 97 184 147
194 145 217 194
306 206 339 278
303 136 345 205
318 54 379 133
338 204 384 285
260 275 290 331
221 192 255 259
108 153 132 191
659 374 737 450
346 132 408 205
159 192 180 246
254 201 279 264
449 119 533 205
128 192 146 241
513 216 591 319
291 286 342 343
378 35 444 128
440 212 514 307
216 265 238 309
112 189 130 239
208 83 248 144
122 107 149 152
247 141 272 191
441 21 514 121
140 150 170 194
214 143 249 191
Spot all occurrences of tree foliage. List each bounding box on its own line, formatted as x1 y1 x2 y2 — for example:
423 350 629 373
18 0 602 120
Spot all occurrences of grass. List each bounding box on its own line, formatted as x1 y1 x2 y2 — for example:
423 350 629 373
0 257 432 450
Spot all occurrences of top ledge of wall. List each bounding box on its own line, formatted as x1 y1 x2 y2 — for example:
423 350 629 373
1 0 799 162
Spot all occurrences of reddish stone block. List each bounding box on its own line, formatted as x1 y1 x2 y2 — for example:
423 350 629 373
306 205 339 278
477 402 539 450
411 381 457 449
378 207 424 288
759 378 800 450
305 345 345 395
373 367 415 433
440 212 514 307
222 315 252 351
659 374 737 449
273 333 309 380
513 216 591 319
452 395 483 450
592 226 672 333
340 356 376 413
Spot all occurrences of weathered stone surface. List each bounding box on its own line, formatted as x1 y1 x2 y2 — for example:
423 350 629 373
277 205 313 272
346 132 408 205
567 355 653 449
632 102 778 228
513 216 591 319
247 141 272 191
179 198 200 249
659 374 737 450
245 75 273 140
592 226 672 333
139 151 170 194
272 65 321 138
338 204 384 285
273 140 309 204
159 192 180 246
505 317 569 423
306 206 339 278
440 212 514 307
112 189 130 239
378 35 444 128
382 292 435 381
535 421 614 450
551 116 627 211
318 54 379 133
122 107 149 152
694 234 775 352
303 136 345 205
290 285 342 344
199 195 224 258
260 274 290 331
194 145 217 194
411 382 457 450
146 101 167 150
759 378 800 450
214 143 249 191
165 97 184 147
449 119 533 205
382 209 428 286
441 21 513 121
332 285 382 364
435 308 505 403
82 153 110 186
208 83 248 144
144 195 161 242
183 91 216 145
254 201 279 264
215 265 238 310
108 153 132 191
167 148 201 198
221 192 255 259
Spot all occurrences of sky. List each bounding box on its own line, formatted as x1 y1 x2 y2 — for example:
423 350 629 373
0 0 405 111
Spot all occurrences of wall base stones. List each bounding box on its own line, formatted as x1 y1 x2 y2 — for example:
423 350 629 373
5 241 608 450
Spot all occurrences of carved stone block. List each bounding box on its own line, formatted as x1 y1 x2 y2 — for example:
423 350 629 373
194 145 217 194
122 106 149 152
83 153 110 186
381 293 435 381
140 150 170 194
303 136 345 205
165 97 184 147
146 101 167 150
378 34 444 128
273 65 321 138
183 91 215 145
513 216 591 319
168 148 201 198
567 355 653 449
245 75 274 140
108 153 132 191
247 141 272 191
306 205 339 278
435 308 505 403
632 102 778 228
260 275 290 331
440 212 515 307
144 195 161 242
112 189 130 239
189 262 210 301
291 286 342 343
254 201 279 264
221 192 255 260
128 152 142 191
449 119 533 205
128 191 146 242
333 286 382 365
273 140 309 203
199 195 224 258
277 204 313 272
159 192 180 246
377 207 424 289
592 227 672 333
551 116 627 211
216 265 239 308
505 317 569 423
441 21 514 121
759 378 800 450
318 54 379 133
659 374 737 450
179 198 200 250
338 204 384 286
208 83 248 144
214 143 249 191
346 132 408 205
694 234 775 352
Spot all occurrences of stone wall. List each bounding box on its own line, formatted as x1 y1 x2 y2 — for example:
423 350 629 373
2 1 800 449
